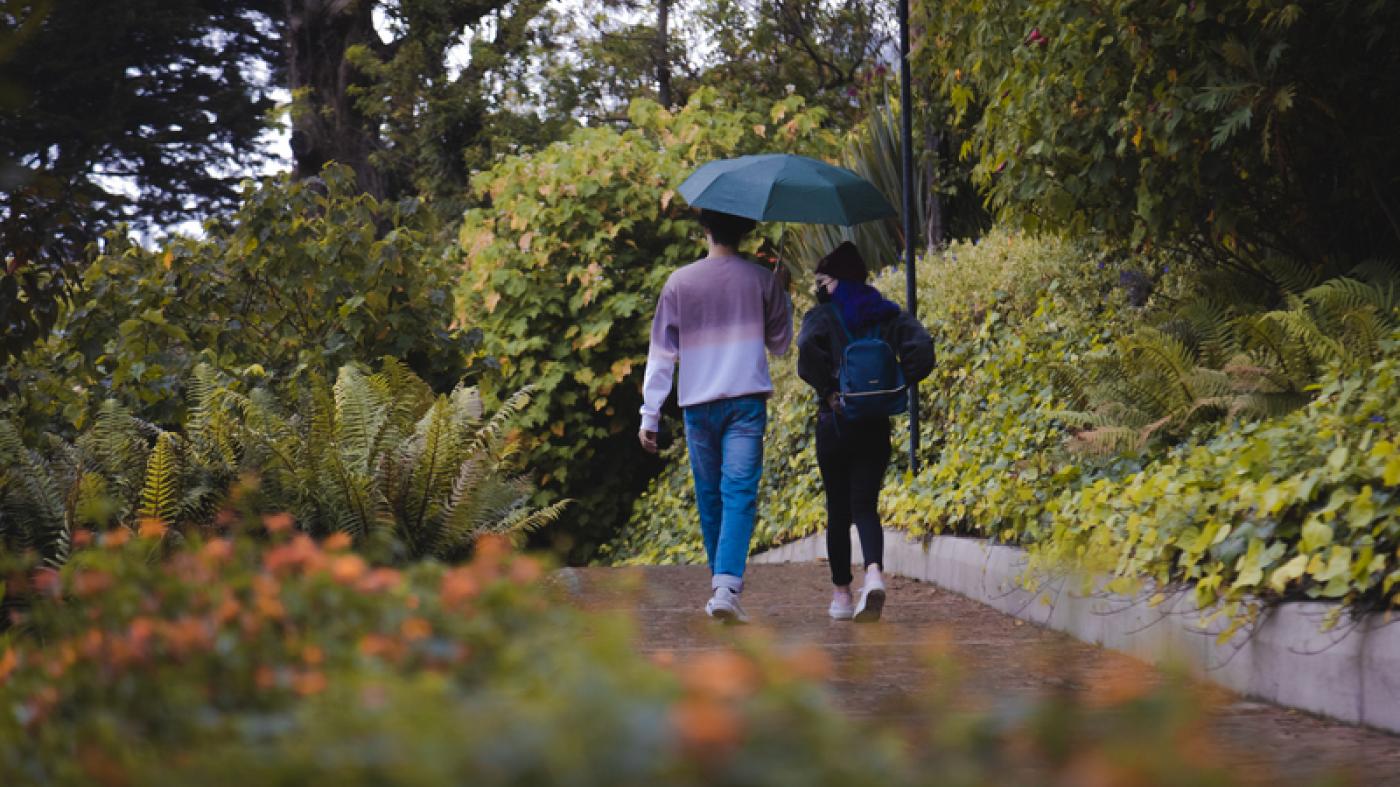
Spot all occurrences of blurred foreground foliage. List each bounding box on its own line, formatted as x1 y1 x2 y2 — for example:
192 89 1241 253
0 526 1283 786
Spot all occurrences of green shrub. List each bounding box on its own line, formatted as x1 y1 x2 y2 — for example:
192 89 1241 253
0 164 477 435
609 231 1128 563
457 89 838 560
614 231 1400 620
1058 271 1400 455
915 0 1400 280
0 361 559 565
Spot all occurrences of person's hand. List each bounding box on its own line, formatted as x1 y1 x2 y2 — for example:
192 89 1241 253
826 392 843 414
638 429 659 454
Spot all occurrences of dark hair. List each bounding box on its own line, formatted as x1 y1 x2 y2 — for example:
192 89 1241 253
697 209 756 247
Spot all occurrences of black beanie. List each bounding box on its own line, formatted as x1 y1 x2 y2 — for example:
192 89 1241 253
815 241 869 283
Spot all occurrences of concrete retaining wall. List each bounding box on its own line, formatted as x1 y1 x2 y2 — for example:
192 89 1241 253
753 528 1400 733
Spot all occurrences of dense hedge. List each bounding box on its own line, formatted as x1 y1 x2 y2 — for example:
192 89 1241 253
610 232 1400 620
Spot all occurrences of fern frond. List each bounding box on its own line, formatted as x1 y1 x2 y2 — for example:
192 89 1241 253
139 433 181 525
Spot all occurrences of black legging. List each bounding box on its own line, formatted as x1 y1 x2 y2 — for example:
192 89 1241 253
815 410 891 587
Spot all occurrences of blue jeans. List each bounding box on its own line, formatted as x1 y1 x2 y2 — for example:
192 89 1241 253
683 395 767 590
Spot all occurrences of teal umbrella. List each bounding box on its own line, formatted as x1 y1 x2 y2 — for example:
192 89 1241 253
678 154 895 226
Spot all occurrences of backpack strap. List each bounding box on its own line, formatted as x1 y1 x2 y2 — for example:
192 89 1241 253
827 303 855 343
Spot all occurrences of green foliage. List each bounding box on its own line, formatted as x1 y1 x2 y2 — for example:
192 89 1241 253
1 164 478 433
615 232 1400 620
611 231 1122 563
0 361 559 564
458 90 837 559
0 0 281 281
1059 268 1400 454
916 0 1400 279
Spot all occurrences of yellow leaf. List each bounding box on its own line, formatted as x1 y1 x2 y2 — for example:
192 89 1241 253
484 291 501 313
1269 554 1308 593
1167 68 1178 83
1384 455 1400 486
162 251 174 270
1132 126 1144 149
660 190 675 211
752 124 767 138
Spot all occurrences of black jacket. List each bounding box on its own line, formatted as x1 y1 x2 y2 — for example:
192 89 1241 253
797 304 935 411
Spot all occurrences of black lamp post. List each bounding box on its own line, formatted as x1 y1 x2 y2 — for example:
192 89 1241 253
899 0 920 473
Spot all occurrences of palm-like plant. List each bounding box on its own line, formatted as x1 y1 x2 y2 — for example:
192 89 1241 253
0 361 565 565
1057 268 1399 455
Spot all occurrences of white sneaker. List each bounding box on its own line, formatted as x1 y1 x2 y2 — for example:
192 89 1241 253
854 579 886 623
829 591 854 621
705 587 750 624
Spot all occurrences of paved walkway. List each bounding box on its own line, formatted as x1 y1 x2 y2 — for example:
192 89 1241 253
570 563 1400 785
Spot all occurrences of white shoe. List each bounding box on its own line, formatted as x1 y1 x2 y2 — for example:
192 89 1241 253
854 579 886 623
705 587 749 624
829 592 854 621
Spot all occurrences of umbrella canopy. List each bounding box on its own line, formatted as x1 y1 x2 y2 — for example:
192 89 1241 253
678 154 896 226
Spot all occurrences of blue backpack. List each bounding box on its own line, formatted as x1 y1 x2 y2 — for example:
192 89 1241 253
832 305 908 421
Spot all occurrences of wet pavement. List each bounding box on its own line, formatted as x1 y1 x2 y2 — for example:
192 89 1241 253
567 562 1400 785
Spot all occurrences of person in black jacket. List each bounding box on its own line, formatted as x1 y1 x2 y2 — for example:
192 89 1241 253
796 242 934 622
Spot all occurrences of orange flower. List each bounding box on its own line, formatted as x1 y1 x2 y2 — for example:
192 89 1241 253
323 532 353 552
783 645 833 681
670 696 742 755
329 554 369 585
357 568 402 594
72 570 114 598
681 650 760 701
440 567 480 607
0 647 18 683
302 644 325 666
400 617 432 641
292 666 327 691
214 595 242 626
1083 652 1156 709
71 529 95 548
476 534 510 565
32 569 62 597
213 508 239 529
359 634 403 662
261 511 295 534
200 538 234 566
103 528 132 548
137 518 168 539
509 556 543 585
255 666 277 690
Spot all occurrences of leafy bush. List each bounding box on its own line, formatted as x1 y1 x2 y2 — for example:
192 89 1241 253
916 0 1400 280
0 361 558 565
1 164 477 434
614 231 1400 620
1059 270 1400 454
609 231 1127 564
457 89 837 559
0 528 1260 785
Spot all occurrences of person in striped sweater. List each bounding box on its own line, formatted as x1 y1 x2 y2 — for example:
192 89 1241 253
638 209 793 623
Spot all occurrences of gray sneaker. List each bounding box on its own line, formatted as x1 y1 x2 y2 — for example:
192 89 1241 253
829 591 854 621
705 586 750 624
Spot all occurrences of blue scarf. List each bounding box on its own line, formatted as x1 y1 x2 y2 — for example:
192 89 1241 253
831 280 900 334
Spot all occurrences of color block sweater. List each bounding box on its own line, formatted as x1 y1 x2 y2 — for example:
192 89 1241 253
640 254 793 432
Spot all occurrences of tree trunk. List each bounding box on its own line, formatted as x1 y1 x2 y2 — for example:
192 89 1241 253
656 0 671 108
285 0 386 198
